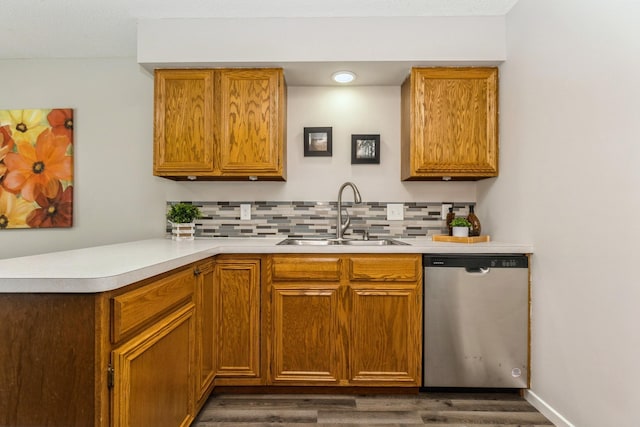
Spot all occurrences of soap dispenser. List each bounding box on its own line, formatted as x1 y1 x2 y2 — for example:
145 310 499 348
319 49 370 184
467 205 482 237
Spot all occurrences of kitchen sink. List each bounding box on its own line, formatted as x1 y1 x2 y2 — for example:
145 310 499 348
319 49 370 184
277 238 409 246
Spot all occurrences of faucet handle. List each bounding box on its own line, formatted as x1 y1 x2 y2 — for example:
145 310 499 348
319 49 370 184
357 230 370 240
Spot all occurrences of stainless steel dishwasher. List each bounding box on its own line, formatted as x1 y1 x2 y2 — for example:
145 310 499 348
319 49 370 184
423 254 529 388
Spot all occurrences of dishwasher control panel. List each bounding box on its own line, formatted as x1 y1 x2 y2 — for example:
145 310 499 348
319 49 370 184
424 254 528 269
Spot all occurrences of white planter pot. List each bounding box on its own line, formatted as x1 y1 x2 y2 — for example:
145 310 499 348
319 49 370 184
452 226 469 237
170 222 195 241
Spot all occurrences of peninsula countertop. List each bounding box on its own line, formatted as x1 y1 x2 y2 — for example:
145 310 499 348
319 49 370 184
0 237 533 293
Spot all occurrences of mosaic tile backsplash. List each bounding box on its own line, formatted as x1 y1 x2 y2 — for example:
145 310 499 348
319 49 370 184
166 201 474 239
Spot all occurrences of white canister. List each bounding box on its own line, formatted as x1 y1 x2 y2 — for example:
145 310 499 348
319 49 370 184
452 226 469 237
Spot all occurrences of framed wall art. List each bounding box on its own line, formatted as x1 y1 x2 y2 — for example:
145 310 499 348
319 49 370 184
303 127 332 157
0 108 74 229
351 134 380 164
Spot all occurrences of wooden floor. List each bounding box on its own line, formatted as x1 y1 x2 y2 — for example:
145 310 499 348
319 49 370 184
193 391 555 426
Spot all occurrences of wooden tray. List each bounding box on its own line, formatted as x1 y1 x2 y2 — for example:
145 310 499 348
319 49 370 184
432 235 491 243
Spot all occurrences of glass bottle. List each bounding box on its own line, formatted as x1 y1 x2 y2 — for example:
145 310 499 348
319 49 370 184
467 205 482 237
446 206 456 236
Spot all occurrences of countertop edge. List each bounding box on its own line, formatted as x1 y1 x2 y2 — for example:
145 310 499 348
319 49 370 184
0 238 533 293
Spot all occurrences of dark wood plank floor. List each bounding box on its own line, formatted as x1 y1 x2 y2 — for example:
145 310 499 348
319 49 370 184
193 391 555 426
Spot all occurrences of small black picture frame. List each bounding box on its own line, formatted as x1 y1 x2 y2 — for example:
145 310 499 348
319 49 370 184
304 127 332 157
351 134 380 164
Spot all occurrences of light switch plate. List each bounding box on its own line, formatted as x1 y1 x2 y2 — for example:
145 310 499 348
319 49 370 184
441 204 453 220
240 203 251 220
387 203 404 221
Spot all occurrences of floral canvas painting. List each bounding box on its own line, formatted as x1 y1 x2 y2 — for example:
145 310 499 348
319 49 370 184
0 109 73 229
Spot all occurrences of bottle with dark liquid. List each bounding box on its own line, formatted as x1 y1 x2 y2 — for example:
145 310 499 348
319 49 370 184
446 205 455 236
467 205 481 237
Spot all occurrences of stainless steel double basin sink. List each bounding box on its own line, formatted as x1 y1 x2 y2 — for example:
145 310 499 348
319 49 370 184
277 238 409 246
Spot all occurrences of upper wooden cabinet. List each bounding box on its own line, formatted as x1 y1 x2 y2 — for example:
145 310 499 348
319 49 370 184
154 68 286 181
154 70 215 175
218 69 286 178
401 67 499 180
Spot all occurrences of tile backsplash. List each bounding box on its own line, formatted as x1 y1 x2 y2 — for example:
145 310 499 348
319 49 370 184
166 201 473 239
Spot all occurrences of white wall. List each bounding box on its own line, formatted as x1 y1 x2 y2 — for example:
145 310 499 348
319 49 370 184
1 59 475 259
477 1 640 426
137 16 507 86
138 16 506 65
0 58 167 259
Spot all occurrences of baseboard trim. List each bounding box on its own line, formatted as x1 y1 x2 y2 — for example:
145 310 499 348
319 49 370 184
524 389 575 427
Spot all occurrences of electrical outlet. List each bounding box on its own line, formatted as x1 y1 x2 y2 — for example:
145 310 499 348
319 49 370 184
387 203 404 221
240 203 251 220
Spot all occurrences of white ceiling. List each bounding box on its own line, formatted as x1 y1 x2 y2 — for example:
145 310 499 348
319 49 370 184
2 0 518 59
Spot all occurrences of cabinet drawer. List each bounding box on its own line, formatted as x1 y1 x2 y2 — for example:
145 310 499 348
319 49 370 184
271 256 342 281
349 255 421 282
112 268 194 342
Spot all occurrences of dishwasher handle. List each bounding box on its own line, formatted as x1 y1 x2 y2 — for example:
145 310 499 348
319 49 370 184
465 267 491 275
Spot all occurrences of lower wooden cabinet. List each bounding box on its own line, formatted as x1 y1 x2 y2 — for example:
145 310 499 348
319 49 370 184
213 256 263 384
271 282 343 384
0 293 102 427
267 254 422 387
0 252 422 427
349 284 421 385
270 256 343 384
110 264 199 427
348 256 422 386
0 262 206 427
194 259 215 410
111 304 196 427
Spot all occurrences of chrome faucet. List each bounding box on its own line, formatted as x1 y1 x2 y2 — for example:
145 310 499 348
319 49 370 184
336 182 362 240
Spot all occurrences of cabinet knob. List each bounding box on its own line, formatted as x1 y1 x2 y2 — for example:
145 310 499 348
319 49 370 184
193 268 201 276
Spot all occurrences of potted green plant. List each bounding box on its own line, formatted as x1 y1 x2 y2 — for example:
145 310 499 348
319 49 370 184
450 217 472 237
167 203 202 241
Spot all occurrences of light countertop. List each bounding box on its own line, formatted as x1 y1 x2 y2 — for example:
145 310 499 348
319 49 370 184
0 237 533 293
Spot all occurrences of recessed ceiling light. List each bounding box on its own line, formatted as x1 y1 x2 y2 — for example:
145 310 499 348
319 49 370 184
332 71 356 84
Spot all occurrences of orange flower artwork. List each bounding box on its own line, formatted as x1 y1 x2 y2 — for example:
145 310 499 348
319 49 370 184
0 125 14 195
0 108 73 229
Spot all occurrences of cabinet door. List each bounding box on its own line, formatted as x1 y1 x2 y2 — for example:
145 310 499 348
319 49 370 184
218 69 285 179
112 304 196 427
348 283 422 386
271 284 343 384
268 255 344 385
401 67 498 180
213 258 261 380
347 255 422 386
194 260 215 409
154 69 215 175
